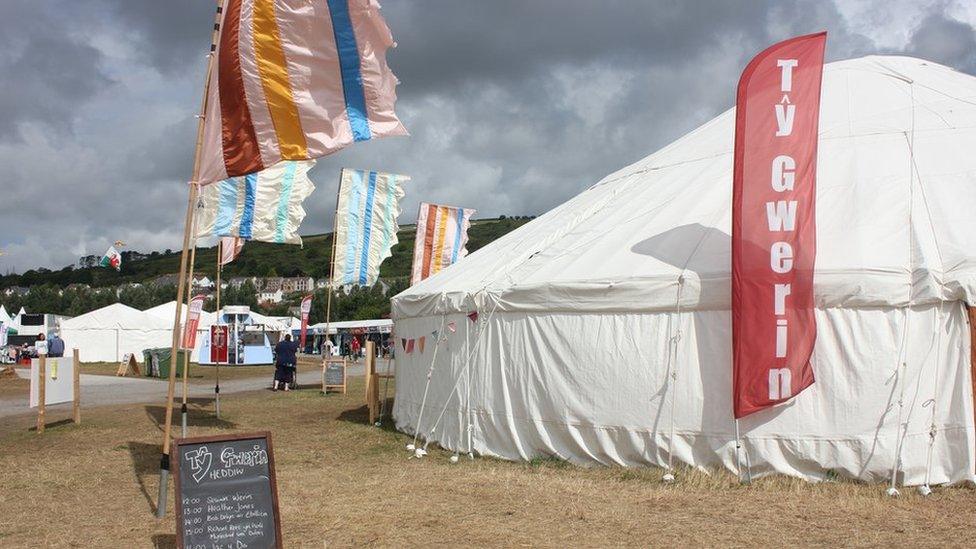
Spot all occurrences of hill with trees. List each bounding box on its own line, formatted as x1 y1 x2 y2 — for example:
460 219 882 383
0 216 534 322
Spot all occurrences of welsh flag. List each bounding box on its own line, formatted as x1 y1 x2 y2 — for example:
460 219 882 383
100 246 122 271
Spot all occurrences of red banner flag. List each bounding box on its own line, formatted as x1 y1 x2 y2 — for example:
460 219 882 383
210 325 229 363
299 295 313 349
732 32 826 419
181 295 206 350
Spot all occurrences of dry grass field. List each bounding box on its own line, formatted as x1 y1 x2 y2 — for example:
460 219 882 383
1 377 975 547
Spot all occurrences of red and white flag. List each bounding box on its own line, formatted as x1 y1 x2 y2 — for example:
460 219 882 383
219 236 244 266
181 295 207 350
299 295 313 349
732 32 826 418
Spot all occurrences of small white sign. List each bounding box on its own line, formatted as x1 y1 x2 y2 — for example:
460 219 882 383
29 355 75 408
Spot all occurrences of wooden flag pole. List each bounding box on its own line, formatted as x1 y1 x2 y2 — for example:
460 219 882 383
323 170 345 362
72 348 80 424
157 0 224 519
180 203 202 438
214 239 222 418
37 355 46 434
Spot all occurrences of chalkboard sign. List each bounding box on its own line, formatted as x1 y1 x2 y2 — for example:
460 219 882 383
322 359 346 394
174 432 282 549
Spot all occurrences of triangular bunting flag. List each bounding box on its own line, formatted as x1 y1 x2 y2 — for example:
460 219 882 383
447 321 457 333
467 311 479 323
418 336 426 354
401 338 407 351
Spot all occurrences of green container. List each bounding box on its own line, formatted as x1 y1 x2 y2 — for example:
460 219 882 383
143 347 190 379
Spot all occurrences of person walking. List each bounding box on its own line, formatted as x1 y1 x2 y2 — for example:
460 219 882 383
273 334 299 391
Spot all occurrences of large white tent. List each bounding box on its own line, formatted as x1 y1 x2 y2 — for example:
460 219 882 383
145 301 219 361
61 303 173 362
392 57 976 486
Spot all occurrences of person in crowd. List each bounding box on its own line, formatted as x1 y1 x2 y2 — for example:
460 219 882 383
350 336 361 363
273 334 299 391
47 332 65 358
33 333 47 357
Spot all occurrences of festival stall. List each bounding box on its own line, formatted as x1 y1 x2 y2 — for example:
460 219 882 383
61 303 171 362
197 306 276 365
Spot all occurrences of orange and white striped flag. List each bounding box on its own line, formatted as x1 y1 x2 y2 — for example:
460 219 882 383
197 0 407 186
410 203 476 285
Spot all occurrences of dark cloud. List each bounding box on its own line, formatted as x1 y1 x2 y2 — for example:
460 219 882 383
104 0 217 75
906 11 976 74
0 3 112 140
1 0 974 273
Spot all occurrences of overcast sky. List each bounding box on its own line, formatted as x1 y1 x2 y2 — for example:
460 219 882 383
1 0 974 273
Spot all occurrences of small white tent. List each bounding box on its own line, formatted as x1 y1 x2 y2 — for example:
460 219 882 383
145 301 218 361
0 305 12 326
392 57 976 486
61 303 173 362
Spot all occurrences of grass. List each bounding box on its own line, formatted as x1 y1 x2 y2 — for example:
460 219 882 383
1 377 975 546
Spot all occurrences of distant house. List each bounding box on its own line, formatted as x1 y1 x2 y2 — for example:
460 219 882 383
152 274 215 291
3 286 29 297
258 278 283 304
281 276 314 294
228 277 256 290
151 274 180 287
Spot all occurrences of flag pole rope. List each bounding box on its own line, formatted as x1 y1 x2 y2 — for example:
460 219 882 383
662 276 684 481
214 238 222 418
322 170 344 368
409 314 447 454
888 84 917 497
157 0 224 519
421 298 501 453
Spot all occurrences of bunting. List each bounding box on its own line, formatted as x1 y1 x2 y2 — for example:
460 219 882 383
332 168 408 286
197 0 407 186
410 202 476 285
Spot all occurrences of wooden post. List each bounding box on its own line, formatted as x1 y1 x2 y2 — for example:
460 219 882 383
365 341 379 424
159 0 224 519
37 355 46 434
72 348 80 424
969 306 976 474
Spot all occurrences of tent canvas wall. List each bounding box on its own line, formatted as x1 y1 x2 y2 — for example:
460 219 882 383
61 303 173 362
144 301 218 362
391 57 976 486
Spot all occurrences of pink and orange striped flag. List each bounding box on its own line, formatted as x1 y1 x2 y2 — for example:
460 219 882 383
197 0 407 186
410 202 476 285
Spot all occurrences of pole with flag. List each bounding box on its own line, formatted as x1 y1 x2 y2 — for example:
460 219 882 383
300 294 313 351
731 32 826 479
154 1 223 519
157 0 407 516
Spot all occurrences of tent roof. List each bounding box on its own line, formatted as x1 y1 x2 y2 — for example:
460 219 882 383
145 301 217 328
394 56 976 318
0 305 11 325
62 303 172 330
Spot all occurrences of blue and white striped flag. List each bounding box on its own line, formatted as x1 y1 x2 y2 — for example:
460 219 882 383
196 160 316 245
332 168 408 286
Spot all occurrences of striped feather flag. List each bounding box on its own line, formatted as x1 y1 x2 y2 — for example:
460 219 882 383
196 160 316 245
332 168 407 286
197 0 407 186
410 203 476 285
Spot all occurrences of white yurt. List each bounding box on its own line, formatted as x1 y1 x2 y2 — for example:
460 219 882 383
61 303 174 362
391 57 976 486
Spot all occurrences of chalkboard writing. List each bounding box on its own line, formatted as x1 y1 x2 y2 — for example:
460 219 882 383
324 360 345 388
174 432 282 549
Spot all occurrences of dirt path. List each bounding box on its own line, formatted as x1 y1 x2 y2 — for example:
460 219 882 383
0 362 370 420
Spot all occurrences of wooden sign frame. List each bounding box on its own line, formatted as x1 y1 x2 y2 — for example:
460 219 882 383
321 357 347 394
173 431 283 549
36 349 81 433
115 353 141 377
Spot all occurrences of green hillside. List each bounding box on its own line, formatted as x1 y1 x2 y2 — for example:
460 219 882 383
0 216 532 289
